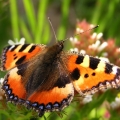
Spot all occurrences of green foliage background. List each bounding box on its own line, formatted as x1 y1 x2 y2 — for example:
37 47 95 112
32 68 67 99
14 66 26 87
0 0 120 120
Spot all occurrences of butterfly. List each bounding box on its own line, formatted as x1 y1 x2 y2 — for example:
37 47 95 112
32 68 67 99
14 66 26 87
1 39 120 117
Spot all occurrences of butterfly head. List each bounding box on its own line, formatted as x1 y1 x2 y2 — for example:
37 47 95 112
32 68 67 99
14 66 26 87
50 40 65 55
57 40 64 50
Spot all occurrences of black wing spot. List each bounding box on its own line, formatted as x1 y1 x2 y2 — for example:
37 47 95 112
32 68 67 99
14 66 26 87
16 55 26 65
28 45 36 53
92 72 96 76
71 68 80 80
14 56 17 60
105 63 113 74
76 55 84 64
13 54 16 56
84 74 89 78
89 57 100 70
19 44 29 52
17 63 27 76
54 75 70 88
10 45 19 51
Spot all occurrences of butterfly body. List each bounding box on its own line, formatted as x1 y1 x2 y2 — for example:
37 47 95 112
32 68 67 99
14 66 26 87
1 40 120 117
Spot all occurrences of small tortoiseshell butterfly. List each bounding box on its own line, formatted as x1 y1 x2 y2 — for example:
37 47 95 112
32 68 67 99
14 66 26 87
1 39 120 117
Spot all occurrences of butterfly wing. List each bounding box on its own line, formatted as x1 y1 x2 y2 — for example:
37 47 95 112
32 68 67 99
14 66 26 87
3 67 27 101
2 44 74 116
3 63 74 116
3 40 120 117
67 54 120 95
1 44 46 70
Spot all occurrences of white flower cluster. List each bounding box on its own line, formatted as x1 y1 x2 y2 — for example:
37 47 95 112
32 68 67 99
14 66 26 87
0 78 4 100
69 37 78 45
8 38 25 45
76 27 84 33
70 48 86 55
91 32 103 40
89 33 108 52
82 95 93 104
110 96 120 109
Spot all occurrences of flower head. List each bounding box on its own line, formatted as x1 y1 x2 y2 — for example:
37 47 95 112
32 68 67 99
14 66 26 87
8 38 25 45
69 20 120 67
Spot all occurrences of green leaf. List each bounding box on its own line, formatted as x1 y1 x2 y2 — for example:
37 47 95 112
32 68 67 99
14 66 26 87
35 0 48 43
10 0 20 39
23 0 36 36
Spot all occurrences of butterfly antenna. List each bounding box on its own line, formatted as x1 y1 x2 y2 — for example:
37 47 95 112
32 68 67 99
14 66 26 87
48 17 58 42
64 25 99 41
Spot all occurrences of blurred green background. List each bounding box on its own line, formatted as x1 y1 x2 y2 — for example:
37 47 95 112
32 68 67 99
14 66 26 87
0 0 120 120
1 0 120 49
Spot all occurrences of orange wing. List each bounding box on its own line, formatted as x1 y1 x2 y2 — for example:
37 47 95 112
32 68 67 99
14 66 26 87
3 67 27 102
1 44 46 71
2 44 74 116
67 54 120 95
2 66 74 116
27 83 73 116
